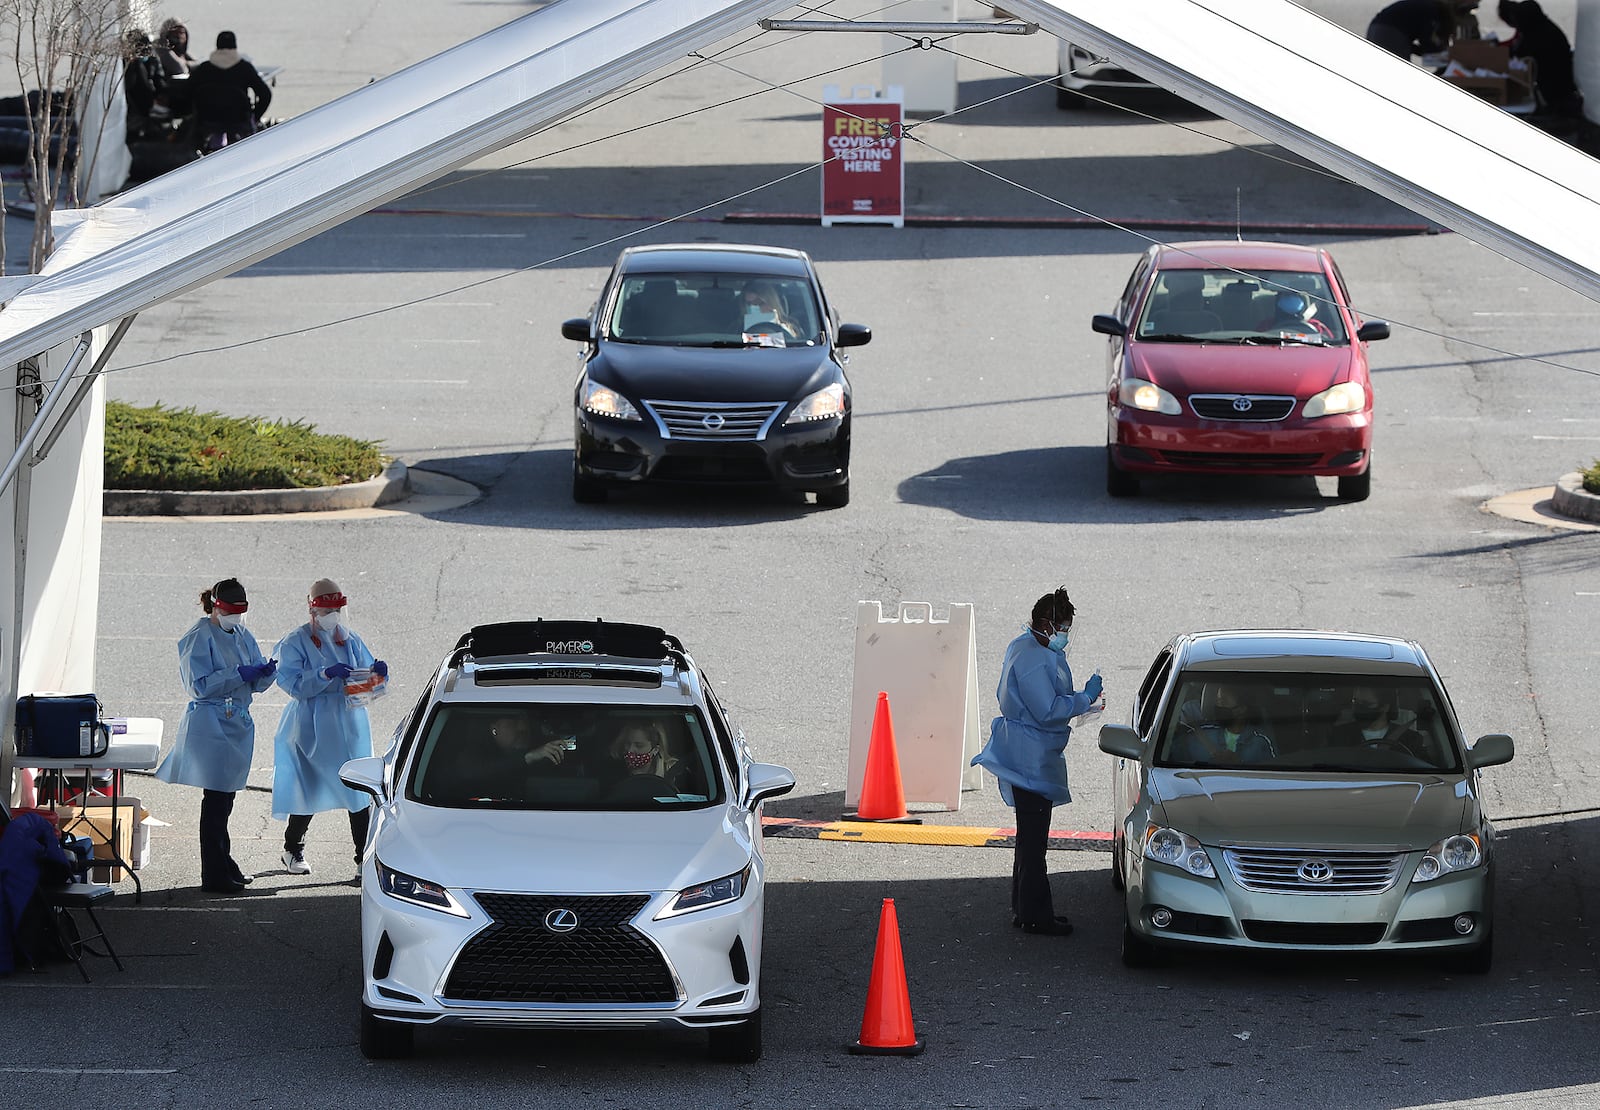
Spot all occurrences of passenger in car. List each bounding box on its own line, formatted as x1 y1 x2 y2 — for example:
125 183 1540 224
1331 686 1431 759
1170 685 1276 765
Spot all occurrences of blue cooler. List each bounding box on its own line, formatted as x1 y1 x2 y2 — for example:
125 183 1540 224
15 694 109 758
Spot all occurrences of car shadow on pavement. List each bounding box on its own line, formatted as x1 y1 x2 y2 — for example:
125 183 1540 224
898 446 1337 523
411 449 820 529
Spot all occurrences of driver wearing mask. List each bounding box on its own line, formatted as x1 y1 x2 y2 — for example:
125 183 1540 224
1333 686 1429 758
1259 289 1334 338
742 281 800 339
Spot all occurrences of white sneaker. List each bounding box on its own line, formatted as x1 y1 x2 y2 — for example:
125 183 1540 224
281 848 311 875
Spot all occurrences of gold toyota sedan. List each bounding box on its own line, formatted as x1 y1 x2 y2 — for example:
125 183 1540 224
1099 631 1514 972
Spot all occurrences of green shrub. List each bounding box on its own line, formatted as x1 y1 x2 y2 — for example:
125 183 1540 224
1584 458 1600 496
104 401 386 491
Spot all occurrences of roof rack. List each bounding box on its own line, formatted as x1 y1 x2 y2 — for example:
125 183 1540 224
453 619 685 664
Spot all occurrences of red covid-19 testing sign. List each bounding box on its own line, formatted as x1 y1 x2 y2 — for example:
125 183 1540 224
821 85 903 228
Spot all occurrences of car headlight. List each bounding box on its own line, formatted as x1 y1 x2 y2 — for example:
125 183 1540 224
1411 833 1483 883
784 383 845 424
656 861 753 918
1142 825 1216 878
581 377 641 421
1303 381 1366 418
1118 378 1182 415
375 857 469 917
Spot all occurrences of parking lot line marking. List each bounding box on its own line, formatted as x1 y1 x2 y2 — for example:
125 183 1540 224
761 817 1111 851
0 1067 180 1075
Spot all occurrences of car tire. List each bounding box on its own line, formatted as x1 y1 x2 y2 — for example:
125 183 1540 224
360 1003 416 1060
1121 920 1165 968
707 1007 762 1063
1336 465 1371 502
572 470 608 504
1055 79 1086 109
815 481 850 509
1106 449 1140 498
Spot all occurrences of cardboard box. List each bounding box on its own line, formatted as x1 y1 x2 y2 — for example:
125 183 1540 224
1442 41 1535 107
59 798 146 883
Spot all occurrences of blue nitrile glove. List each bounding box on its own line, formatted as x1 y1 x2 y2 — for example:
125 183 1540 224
260 658 278 679
371 660 388 679
237 663 263 683
322 662 353 682
1084 673 1104 703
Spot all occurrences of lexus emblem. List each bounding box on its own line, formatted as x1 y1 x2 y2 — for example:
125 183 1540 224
1297 858 1333 884
702 413 726 431
544 908 579 933
1232 396 1253 413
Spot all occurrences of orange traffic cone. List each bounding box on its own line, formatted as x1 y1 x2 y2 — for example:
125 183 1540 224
849 898 925 1056
852 691 915 822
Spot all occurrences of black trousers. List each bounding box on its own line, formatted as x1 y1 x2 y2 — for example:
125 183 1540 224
284 807 371 852
1011 787 1056 926
199 789 238 884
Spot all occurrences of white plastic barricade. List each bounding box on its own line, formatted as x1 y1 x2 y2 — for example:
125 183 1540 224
845 601 981 811
881 0 958 116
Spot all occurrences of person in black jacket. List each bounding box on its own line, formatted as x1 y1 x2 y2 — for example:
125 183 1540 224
1499 0 1584 116
122 30 171 142
188 29 272 152
1367 0 1455 57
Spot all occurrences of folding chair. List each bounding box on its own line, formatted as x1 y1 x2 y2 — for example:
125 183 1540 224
44 882 124 982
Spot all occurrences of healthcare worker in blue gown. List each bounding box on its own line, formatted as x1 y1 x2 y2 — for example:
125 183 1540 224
971 587 1103 937
155 578 278 894
271 578 388 876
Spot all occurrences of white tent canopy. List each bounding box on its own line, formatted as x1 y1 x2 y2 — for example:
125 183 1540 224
4 0 1600 796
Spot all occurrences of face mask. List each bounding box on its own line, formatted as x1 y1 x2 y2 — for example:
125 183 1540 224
623 750 655 771
216 612 244 632
315 612 343 632
744 307 777 328
1047 630 1070 653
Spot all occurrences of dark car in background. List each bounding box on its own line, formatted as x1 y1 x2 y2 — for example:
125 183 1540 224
562 244 871 507
1093 240 1390 501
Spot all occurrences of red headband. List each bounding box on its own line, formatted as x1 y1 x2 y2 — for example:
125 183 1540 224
213 599 248 615
310 592 347 610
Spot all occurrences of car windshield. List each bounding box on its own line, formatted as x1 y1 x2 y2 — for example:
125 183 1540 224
1135 268 1349 345
605 271 823 347
406 702 726 811
1153 672 1460 773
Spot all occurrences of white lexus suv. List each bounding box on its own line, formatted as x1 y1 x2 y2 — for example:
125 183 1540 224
340 620 795 1061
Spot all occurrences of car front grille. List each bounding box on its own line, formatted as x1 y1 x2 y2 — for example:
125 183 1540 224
1188 394 1297 421
442 893 677 1004
1241 920 1387 945
1223 847 1404 894
1157 450 1324 469
644 400 785 441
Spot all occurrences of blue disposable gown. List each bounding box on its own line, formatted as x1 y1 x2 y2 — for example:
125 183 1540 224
270 623 376 818
970 630 1096 807
155 618 275 792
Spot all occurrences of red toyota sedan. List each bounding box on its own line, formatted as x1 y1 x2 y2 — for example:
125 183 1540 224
1093 241 1389 501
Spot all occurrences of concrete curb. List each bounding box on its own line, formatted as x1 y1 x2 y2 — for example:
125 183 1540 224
1552 471 1600 524
103 459 411 517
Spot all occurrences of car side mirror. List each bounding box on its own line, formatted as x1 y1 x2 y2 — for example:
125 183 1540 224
1357 320 1390 342
743 762 796 808
1091 314 1127 337
561 318 594 342
837 323 872 348
339 755 389 801
1098 723 1143 760
1466 733 1514 769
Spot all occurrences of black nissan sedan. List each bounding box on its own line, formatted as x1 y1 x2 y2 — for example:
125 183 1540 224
562 244 871 507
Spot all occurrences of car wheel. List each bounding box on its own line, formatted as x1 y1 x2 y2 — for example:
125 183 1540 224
707 1007 762 1063
572 470 608 504
1446 933 1493 975
1106 448 1140 498
815 481 850 509
359 1003 415 1060
1055 79 1086 109
1121 919 1165 968
1337 465 1371 502
1110 831 1126 891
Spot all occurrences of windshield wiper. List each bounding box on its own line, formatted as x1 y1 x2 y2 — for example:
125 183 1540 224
1241 333 1325 347
1139 333 1213 343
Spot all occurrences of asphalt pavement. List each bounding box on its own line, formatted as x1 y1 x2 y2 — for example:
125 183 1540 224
5 2 1600 1107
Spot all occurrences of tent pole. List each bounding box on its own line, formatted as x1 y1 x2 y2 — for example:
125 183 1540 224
33 315 134 464
0 332 93 501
